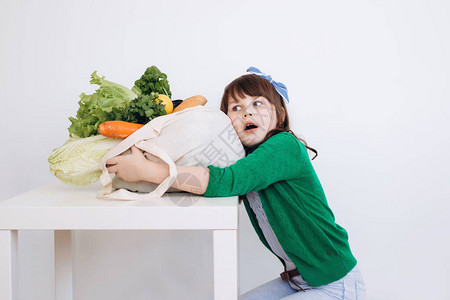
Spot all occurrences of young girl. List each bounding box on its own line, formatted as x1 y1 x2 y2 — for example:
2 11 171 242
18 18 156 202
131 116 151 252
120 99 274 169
106 67 366 299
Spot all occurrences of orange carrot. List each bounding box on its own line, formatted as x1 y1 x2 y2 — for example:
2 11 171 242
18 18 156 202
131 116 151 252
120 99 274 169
98 121 144 139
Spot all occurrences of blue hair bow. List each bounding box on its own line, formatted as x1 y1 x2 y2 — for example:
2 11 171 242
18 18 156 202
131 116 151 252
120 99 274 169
246 66 289 104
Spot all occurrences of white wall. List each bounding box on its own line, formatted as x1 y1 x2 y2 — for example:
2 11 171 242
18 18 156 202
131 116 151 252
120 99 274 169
1 0 449 299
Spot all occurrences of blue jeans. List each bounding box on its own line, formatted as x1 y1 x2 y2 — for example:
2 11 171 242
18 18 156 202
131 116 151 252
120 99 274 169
239 265 366 300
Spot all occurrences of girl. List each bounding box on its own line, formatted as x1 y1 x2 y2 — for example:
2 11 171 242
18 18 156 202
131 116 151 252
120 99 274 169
106 67 366 300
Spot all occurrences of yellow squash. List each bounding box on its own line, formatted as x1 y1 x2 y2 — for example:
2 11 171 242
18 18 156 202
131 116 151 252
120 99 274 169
155 94 173 114
172 95 207 113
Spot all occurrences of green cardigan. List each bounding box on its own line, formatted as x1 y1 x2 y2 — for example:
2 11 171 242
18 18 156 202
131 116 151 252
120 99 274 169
203 132 357 287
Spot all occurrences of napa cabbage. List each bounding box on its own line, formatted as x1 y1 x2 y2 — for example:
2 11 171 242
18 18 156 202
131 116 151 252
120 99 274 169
48 135 121 186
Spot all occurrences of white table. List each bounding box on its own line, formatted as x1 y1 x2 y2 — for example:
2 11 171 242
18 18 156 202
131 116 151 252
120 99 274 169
0 182 239 300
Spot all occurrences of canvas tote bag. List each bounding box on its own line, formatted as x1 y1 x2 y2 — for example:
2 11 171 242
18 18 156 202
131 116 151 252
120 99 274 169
98 105 245 200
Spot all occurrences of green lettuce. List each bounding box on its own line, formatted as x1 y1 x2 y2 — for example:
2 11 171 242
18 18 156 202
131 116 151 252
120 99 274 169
68 71 138 138
48 135 121 186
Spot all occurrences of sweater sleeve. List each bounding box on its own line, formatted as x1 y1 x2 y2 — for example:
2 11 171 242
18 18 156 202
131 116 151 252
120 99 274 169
203 132 305 197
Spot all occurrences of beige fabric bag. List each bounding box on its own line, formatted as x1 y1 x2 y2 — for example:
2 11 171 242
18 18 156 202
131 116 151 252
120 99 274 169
98 105 245 200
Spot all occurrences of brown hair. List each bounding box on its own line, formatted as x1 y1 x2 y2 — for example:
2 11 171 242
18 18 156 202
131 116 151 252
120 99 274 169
220 74 318 159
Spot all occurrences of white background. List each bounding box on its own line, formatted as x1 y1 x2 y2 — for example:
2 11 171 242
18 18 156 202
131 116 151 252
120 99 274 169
1 0 449 299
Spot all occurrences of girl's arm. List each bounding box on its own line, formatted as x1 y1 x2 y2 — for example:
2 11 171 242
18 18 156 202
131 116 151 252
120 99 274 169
204 132 304 197
106 146 210 195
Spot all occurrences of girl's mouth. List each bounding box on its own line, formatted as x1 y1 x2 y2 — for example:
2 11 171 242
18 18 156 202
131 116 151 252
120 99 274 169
244 127 258 133
244 123 258 132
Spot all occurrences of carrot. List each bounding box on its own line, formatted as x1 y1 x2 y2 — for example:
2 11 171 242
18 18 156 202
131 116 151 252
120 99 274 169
172 95 208 113
98 121 144 139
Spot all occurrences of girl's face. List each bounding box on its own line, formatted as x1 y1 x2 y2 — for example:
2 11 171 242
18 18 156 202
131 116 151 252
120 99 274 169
226 94 280 147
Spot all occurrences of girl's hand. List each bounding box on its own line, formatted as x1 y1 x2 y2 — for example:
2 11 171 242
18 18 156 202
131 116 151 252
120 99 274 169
106 146 156 183
106 146 210 194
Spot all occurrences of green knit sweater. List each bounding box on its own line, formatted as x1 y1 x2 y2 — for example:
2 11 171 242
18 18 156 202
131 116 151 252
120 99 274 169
203 132 357 287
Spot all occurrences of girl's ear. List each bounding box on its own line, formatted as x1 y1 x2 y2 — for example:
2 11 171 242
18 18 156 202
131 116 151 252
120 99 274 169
277 108 286 128
281 108 286 123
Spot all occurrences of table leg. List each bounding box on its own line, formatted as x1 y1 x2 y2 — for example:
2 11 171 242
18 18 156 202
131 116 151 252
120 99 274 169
213 229 238 300
0 230 18 300
54 230 75 300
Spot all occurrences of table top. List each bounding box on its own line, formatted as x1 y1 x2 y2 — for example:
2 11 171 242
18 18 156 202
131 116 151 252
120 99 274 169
0 182 239 230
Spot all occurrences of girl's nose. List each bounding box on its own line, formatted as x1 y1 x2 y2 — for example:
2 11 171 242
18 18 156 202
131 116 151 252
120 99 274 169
244 112 253 118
